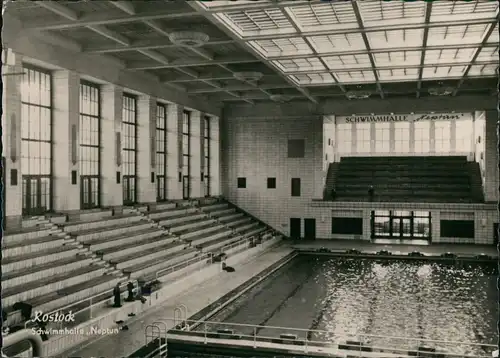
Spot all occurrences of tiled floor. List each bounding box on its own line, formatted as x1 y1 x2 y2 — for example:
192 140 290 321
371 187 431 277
59 247 293 358
291 239 498 256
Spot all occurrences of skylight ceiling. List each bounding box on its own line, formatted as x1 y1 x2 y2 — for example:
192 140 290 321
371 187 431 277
9 0 498 104
203 0 499 86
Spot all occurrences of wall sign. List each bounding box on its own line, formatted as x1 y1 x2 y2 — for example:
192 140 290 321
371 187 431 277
337 112 469 124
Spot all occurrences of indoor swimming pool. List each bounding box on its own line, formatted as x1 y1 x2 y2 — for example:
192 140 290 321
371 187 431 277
200 255 497 356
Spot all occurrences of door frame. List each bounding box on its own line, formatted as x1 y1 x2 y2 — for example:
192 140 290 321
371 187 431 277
182 175 190 200
22 175 50 216
304 218 316 240
289 217 301 240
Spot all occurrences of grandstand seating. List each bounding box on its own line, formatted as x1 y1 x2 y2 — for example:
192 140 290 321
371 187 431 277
1 198 273 332
325 156 482 203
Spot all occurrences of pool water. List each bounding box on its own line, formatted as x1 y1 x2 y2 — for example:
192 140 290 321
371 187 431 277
204 255 497 356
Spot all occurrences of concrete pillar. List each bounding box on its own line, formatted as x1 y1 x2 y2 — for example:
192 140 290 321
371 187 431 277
362 209 371 241
429 120 436 153
210 116 221 196
431 210 440 243
408 120 415 153
2 50 23 229
370 122 376 153
450 119 456 153
484 110 498 202
137 95 156 203
101 84 123 207
52 70 80 212
351 123 357 153
166 104 182 199
389 122 395 153
189 111 202 198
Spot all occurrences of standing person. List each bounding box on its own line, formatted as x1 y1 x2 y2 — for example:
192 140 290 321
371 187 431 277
368 185 374 202
113 283 122 308
331 186 337 200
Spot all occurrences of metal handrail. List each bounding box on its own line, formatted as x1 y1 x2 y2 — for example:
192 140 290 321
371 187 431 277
153 230 276 281
156 317 496 357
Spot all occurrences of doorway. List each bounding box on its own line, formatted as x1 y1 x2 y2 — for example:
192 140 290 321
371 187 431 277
290 218 301 239
81 176 99 209
22 176 51 216
123 176 136 205
182 175 190 199
304 218 316 240
391 217 412 239
494 223 498 246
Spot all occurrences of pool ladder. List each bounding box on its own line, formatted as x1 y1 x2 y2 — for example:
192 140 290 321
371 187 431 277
173 304 188 329
144 321 168 358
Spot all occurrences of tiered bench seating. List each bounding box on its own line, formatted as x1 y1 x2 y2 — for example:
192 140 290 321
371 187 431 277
332 156 478 203
1 218 122 326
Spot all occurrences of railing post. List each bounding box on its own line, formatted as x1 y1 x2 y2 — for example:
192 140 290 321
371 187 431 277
253 327 257 348
204 323 207 344
304 332 308 353
90 297 93 319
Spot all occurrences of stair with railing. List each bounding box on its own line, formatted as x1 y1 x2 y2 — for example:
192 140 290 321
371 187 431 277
323 162 339 200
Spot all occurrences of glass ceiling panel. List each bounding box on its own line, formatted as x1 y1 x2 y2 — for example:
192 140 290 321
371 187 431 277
487 24 499 43
289 73 336 85
249 38 313 58
286 2 358 32
367 29 424 49
200 1 272 9
377 68 419 82
475 46 499 63
272 58 325 73
323 54 371 71
430 1 499 23
358 1 426 27
424 48 477 66
422 65 467 79
373 51 422 67
427 24 492 46
307 33 366 54
335 70 376 84
217 9 296 37
467 64 498 78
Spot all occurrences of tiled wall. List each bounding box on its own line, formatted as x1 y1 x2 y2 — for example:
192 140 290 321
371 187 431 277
221 116 324 232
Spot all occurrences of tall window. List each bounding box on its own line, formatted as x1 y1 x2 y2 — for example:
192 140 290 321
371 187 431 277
356 123 371 153
203 116 210 197
394 122 410 153
122 94 137 205
375 123 390 153
337 123 352 154
156 103 167 201
414 121 430 154
182 110 191 199
79 81 100 209
455 120 473 153
435 121 451 153
21 66 52 215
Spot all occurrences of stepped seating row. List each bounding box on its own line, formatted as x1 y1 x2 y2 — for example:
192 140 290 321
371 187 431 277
340 155 467 164
336 189 469 198
2 198 274 330
336 183 470 191
336 196 474 203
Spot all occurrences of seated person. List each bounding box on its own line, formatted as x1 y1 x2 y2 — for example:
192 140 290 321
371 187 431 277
221 262 235 273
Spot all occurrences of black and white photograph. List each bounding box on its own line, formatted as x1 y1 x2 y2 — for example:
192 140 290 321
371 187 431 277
1 0 499 357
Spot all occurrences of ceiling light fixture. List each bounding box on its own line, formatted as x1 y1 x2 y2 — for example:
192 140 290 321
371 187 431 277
270 94 292 103
346 90 371 100
168 31 209 48
233 72 263 82
428 86 454 96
